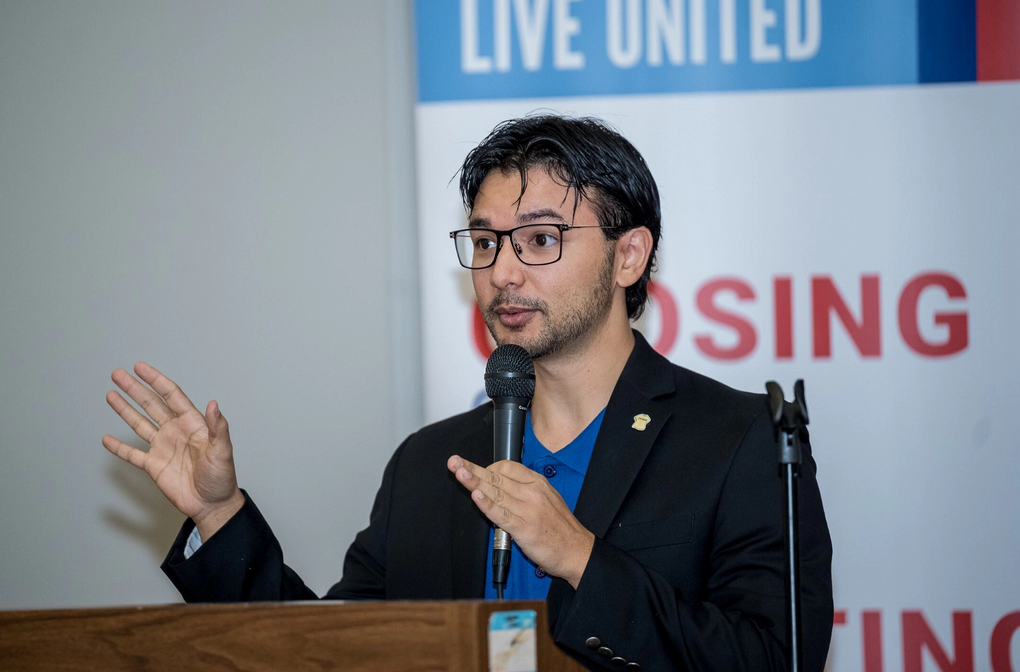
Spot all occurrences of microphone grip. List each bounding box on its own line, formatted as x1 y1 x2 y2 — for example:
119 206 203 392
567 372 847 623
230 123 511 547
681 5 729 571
491 397 528 599
492 398 529 463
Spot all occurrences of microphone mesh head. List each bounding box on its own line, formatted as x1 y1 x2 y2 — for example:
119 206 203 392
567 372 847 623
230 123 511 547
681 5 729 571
485 345 536 400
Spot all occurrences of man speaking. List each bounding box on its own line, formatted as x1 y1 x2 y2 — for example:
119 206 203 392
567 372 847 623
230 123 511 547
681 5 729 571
103 115 833 671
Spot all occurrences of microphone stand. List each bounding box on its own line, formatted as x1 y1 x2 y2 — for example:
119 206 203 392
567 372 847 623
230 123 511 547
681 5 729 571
765 379 809 672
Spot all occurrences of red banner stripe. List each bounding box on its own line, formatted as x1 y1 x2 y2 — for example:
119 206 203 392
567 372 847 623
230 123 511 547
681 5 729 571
978 0 1020 81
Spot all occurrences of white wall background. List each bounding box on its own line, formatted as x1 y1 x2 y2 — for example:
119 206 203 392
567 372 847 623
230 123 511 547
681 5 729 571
0 1 421 608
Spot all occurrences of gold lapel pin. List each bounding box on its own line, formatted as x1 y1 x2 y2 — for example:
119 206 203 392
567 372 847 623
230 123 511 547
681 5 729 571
632 414 651 431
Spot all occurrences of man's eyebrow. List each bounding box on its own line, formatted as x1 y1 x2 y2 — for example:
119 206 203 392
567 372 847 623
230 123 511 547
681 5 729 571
467 209 566 228
518 208 567 224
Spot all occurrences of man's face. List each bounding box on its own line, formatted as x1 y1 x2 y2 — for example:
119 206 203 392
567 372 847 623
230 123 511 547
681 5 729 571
470 167 619 360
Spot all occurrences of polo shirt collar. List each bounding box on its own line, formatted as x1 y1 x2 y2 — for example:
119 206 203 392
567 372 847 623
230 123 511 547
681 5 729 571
522 408 606 475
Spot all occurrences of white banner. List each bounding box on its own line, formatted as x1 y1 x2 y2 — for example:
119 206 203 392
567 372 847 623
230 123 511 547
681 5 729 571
414 3 1020 670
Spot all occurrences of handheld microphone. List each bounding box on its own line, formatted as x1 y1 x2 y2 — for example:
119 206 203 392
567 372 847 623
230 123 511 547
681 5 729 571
484 344 535 600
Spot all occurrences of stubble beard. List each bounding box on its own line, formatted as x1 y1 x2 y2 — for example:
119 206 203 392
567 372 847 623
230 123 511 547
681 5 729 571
481 247 617 360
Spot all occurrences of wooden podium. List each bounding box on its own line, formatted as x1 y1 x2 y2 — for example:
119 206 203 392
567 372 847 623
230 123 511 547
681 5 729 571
0 600 587 671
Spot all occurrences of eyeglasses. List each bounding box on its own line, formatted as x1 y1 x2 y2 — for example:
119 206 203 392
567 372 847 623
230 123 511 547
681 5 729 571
449 223 611 270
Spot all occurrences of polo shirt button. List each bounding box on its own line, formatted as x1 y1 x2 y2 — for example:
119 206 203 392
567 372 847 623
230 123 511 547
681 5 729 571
625 663 641 671
611 657 626 666
543 465 557 478
597 647 613 658
585 637 601 649
535 567 547 578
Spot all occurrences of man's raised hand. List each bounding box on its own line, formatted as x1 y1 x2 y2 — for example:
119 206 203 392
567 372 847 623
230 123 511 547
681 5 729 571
103 363 244 541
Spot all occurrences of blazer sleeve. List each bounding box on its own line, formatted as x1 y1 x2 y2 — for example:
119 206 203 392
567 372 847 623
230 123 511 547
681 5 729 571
161 438 408 602
547 411 834 672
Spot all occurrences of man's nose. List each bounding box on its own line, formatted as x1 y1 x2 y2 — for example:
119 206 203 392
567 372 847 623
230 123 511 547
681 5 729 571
489 236 526 288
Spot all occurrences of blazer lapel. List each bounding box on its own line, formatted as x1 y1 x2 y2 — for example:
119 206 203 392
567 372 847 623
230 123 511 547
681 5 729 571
448 407 495 599
572 331 677 539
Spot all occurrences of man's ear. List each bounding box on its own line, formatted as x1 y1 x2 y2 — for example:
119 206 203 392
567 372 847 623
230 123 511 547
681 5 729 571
615 227 653 289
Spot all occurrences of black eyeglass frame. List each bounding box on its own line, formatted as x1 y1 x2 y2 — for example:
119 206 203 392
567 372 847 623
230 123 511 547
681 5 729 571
448 223 613 270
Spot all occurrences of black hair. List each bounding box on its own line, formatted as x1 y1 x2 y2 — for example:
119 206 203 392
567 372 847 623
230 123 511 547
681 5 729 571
459 115 661 320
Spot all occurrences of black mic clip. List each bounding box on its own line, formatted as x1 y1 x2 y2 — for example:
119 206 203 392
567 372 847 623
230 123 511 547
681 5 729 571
765 379 809 467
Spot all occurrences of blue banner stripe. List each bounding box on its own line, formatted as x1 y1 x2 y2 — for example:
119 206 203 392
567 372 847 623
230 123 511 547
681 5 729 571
416 1 977 102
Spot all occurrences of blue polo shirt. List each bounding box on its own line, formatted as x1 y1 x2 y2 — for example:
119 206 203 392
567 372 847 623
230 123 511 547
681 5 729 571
483 408 606 600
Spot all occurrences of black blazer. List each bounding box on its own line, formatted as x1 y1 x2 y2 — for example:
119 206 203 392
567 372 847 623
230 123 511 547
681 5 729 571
164 332 833 671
